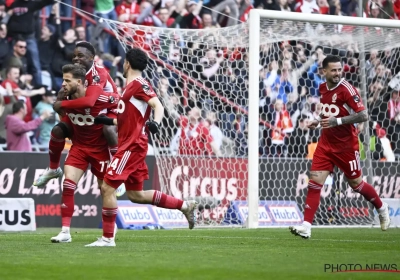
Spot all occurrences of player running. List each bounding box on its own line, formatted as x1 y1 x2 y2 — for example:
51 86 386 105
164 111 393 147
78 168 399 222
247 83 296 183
85 48 198 247
290 55 390 239
33 41 120 190
50 64 119 243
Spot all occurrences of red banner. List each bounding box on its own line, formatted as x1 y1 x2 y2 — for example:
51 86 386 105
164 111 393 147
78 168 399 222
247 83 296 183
152 157 248 223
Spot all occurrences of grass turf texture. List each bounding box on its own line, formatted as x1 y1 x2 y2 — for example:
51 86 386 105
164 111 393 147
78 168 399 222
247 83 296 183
0 228 399 280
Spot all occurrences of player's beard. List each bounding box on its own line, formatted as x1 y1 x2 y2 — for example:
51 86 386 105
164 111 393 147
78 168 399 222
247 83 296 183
330 76 340 85
66 85 77 97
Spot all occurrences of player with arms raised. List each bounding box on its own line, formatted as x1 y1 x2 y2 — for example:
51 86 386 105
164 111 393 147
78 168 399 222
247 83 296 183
50 64 120 243
290 55 390 239
33 42 119 187
86 48 197 247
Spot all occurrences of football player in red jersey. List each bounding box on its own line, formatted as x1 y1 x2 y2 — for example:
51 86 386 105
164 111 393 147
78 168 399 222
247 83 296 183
290 55 390 239
85 48 198 247
49 64 120 243
33 42 119 188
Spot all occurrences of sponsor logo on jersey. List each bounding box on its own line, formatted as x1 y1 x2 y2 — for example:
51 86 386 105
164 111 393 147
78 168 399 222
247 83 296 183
85 108 90 115
332 93 337 103
321 103 340 117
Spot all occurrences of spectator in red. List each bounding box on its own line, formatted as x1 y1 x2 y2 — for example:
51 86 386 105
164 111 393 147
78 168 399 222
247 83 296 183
239 0 253 22
116 0 140 23
5 100 51 151
180 1 203 29
1 66 45 122
316 0 329 14
178 107 221 156
387 90 400 154
296 0 320 13
158 7 175 27
131 1 162 26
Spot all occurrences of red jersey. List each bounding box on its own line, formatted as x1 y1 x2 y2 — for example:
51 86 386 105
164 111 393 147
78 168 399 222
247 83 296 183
64 86 119 150
115 1 140 23
85 64 117 94
318 78 365 152
178 117 213 156
116 76 157 152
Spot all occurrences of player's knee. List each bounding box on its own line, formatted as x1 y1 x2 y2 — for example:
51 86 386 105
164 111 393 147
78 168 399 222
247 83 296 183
101 182 115 197
127 191 145 204
52 122 70 139
348 176 363 188
102 125 118 145
52 125 65 139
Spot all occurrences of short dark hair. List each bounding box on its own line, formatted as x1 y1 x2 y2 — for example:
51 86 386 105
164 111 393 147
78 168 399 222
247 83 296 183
75 41 95 56
126 47 148 71
12 100 25 114
322 55 341 69
62 64 86 83
6 66 19 76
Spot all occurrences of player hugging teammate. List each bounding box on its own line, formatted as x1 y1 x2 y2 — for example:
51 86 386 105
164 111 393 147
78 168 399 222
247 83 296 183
290 55 390 239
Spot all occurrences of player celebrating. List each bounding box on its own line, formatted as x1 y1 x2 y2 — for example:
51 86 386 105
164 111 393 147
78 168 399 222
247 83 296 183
290 55 390 239
85 48 198 247
49 64 120 243
33 41 119 188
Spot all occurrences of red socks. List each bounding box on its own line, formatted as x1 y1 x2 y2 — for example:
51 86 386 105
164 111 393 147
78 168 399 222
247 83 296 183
152 191 184 209
109 145 118 157
353 181 383 209
49 132 65 169
303 180 323 224
102 207 117 238
61 179 76 227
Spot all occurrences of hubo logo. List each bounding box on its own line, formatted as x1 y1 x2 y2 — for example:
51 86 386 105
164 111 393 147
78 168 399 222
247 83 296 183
239 206 271 222
0 209 31 226
154 208 187 223
321 103 340 117
269 206 302 222
119 206 155 224
67 113 94 126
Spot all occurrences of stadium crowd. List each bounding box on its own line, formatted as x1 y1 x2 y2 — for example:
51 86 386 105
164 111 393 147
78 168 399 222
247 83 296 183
0 0 399 161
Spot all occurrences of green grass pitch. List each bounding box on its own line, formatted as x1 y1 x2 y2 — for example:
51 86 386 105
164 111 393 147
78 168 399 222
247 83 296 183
1 228 399 280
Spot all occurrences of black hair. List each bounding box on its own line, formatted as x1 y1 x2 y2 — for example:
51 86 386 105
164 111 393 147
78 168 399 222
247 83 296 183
12 100 25 114
126 47 148 71
322 55 341 69
75 41 96 56
62 64 86 83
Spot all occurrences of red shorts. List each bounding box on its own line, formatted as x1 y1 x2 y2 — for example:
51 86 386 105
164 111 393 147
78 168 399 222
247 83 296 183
65 145 111 179
104 149 149 191
311 144 362 179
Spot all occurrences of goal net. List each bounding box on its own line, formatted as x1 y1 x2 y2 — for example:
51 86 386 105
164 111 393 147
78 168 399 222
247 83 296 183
107 10 400 228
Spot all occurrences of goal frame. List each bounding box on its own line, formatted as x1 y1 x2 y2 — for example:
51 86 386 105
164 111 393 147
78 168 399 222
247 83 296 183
246 10 400 228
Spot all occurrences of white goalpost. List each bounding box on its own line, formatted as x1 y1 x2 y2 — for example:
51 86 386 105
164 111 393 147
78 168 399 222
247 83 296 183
104 9 400 229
